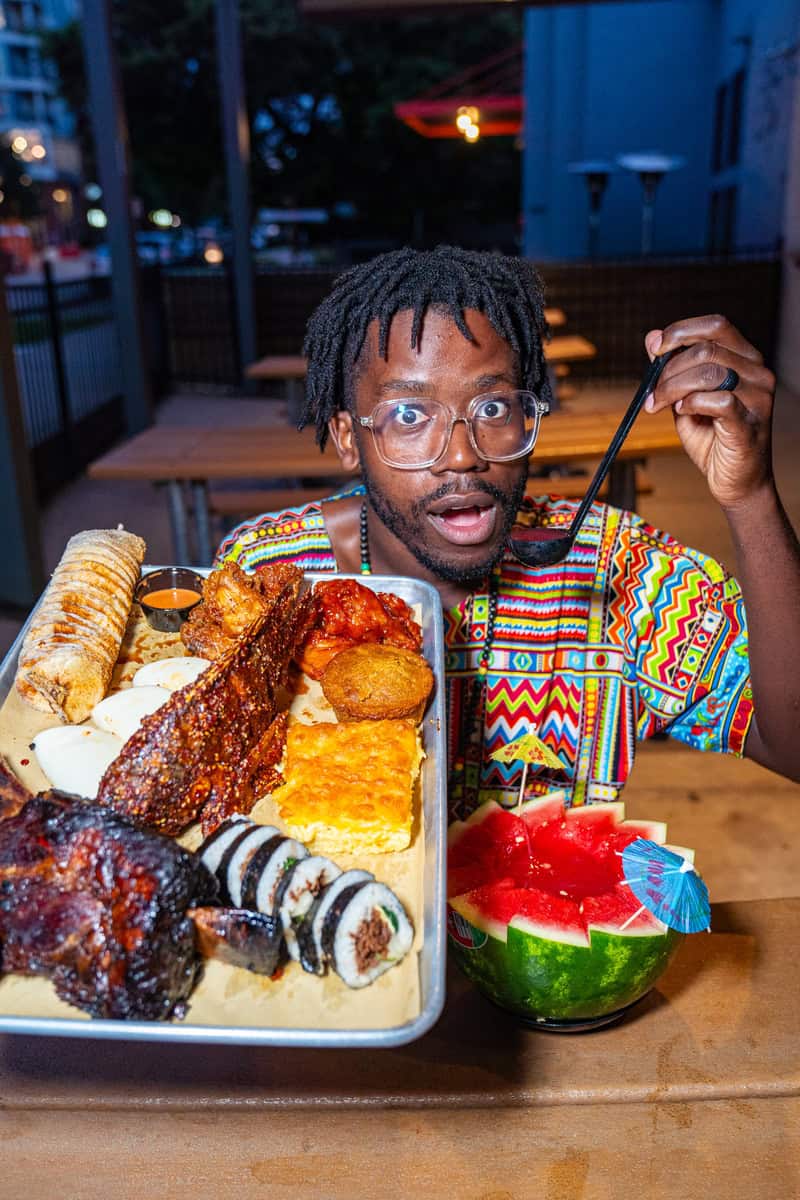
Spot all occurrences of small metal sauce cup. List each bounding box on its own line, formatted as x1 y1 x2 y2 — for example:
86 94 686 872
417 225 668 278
135 566 204 633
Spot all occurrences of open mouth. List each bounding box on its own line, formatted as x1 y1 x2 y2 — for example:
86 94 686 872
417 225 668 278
426 495 498 547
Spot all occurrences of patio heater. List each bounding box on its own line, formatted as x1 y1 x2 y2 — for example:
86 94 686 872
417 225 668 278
617 153 686 256
568 160 614 258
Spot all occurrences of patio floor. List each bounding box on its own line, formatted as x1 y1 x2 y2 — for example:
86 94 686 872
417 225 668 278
3 382 799 904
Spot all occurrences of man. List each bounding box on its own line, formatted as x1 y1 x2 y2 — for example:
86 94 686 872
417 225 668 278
216 245 800 820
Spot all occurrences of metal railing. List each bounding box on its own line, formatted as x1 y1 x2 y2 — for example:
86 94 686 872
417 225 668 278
6 264 124 499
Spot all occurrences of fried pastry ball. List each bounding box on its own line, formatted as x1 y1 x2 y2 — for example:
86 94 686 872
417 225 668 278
320 643 434 723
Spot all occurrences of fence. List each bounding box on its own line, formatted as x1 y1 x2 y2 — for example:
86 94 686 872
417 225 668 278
158 252 782 392
6 265 124 499
6 251 782 501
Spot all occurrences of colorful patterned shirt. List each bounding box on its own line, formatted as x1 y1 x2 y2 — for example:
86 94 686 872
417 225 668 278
216 488 754 821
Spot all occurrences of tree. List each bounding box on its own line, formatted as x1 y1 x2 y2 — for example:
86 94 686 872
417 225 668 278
44 0 522 248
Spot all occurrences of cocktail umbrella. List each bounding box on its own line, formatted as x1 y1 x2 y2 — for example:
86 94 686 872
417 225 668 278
490 731 564 810
619 838 711 933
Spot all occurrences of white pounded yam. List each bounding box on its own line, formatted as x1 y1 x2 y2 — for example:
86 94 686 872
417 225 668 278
32 724 123 798
133 657 210 692
91 686 170 743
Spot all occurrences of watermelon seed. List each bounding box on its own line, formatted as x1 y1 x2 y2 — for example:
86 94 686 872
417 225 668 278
559 890 569 897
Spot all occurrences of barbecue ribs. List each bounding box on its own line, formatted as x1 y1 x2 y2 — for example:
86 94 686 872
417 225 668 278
0 777 218 1020
98 572 312 836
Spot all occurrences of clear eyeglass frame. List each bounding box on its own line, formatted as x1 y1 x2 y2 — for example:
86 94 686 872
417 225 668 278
355 389 550 470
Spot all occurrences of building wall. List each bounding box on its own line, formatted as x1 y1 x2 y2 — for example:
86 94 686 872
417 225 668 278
0 0 79 184
522 0 800 260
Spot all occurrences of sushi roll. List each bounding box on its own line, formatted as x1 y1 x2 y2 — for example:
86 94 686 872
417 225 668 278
198 814 251 878
222 823 283 907
297 868 374 976
240 835 310 916
274 856 342 961
322 881 414 989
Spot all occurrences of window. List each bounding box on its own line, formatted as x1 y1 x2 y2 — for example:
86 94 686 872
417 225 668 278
12 90 35 121
8 45 33 79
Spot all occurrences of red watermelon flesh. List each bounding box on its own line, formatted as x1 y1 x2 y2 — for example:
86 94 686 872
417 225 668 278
447 805 533 898
582 883 664 935
448 797 674 912
448 798 676 909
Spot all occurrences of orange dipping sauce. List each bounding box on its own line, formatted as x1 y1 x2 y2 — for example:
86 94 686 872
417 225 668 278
141 587 201 610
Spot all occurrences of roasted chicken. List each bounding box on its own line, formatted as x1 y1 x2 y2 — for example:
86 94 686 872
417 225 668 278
0 774 218 1021
181 561 304 660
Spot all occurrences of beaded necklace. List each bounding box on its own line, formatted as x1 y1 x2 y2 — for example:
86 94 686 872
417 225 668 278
358 501 499 817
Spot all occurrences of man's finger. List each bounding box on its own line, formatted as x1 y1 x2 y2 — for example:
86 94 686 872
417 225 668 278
646 346 775 416
656 315 764 364
671 389 760 429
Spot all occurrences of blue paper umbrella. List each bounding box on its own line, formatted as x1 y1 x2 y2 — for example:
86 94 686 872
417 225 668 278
620 838 711 933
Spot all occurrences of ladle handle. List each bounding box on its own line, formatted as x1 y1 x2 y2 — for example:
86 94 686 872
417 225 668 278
566 349 681 533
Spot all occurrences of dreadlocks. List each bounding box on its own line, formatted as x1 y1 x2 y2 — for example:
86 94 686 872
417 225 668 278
300 245 552 449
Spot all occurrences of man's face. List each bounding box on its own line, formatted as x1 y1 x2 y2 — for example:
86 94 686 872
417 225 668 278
329 307 529 585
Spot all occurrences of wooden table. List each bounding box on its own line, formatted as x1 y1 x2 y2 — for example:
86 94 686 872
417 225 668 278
2 897 798 1198
88 406 682 566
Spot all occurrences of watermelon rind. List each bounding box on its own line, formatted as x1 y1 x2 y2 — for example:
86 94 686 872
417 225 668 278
448 899 681 1021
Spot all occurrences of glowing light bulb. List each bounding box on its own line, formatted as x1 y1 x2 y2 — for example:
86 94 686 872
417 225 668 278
455 105 480 133
464 123 480 143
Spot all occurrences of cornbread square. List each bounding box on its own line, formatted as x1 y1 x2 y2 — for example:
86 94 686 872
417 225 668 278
271 718 423 854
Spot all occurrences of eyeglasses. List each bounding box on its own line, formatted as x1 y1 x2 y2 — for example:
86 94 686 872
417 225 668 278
356 390 549 470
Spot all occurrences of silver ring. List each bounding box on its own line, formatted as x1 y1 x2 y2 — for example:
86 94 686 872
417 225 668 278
715 367 739 392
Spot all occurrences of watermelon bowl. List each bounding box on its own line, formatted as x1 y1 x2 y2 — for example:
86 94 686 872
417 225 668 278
447 793 688 1031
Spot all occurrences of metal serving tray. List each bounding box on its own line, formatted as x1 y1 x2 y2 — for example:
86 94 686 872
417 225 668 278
0 570 447 1048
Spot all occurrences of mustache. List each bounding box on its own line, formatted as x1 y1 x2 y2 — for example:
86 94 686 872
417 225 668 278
412 480 508 517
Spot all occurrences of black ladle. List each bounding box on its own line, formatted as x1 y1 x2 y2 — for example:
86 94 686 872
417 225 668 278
509 349 681 567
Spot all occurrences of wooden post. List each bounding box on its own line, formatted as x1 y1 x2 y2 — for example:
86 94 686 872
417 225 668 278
81 0 153 435
0 278 45 607
216 0 257 384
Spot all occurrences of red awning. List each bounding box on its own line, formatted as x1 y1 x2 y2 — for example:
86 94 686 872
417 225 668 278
393 44 522 140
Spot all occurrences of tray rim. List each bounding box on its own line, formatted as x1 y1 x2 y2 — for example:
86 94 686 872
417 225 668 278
0 568 447 1048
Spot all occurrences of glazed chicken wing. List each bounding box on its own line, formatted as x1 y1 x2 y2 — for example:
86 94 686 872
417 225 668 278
296 578 423 680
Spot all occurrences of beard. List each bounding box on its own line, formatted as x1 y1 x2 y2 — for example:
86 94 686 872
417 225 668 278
362 469 528 585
